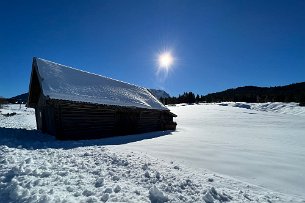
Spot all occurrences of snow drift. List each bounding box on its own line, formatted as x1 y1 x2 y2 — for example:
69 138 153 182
219 102 305 115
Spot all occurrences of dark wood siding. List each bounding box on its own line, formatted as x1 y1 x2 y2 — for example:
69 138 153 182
60 105 116 139
36 99 176 140
137 111 161 132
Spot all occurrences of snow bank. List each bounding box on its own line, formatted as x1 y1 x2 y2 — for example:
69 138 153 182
220 102 305 115
34 58 167 110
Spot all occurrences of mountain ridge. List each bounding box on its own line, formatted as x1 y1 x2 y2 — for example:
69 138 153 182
160 82 305 106
203 82 305 103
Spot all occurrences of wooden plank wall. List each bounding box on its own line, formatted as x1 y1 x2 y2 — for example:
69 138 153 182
44 99 176 140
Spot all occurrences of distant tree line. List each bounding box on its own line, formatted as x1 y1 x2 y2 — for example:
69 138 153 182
0 97 8 108
160 82 305 106
160 92 200 105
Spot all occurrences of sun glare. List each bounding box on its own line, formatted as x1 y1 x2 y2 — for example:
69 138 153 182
159 52 173 69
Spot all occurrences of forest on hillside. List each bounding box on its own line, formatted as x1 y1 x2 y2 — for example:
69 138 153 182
160 82 305 106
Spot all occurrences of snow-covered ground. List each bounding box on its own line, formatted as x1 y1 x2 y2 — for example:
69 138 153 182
1 103 304 202
0 104 36 130
124 103 305 198
219 102 305 115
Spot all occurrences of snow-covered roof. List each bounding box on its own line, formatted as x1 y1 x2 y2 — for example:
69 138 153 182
32 58 168 110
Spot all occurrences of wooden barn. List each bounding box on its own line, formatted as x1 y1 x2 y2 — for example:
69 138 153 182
27 57 177 140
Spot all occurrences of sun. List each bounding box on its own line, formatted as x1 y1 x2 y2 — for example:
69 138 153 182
158 52 173 69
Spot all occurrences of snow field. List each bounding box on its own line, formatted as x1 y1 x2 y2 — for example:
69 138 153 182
1 143 297 203
1 104 304 202
121 103 305 199
0 104 36 130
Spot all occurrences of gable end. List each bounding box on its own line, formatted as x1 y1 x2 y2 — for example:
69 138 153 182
27 58 43 108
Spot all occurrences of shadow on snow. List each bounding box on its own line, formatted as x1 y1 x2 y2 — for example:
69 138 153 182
0 127 173 150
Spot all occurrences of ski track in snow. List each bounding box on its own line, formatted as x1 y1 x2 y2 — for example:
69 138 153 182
0 104 304 202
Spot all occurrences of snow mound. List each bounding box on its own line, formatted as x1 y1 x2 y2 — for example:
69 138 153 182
220 102 305 115
203 187 232 202
34 58 167 110
149 185 168 203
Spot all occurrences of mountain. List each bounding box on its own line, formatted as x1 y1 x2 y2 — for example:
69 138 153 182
202 82 305 105
148 89 170 99
8 93 29 104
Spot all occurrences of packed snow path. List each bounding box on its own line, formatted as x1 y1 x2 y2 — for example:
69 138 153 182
0 104 304 202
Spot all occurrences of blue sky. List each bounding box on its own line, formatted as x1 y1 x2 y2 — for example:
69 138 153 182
0 0 304 98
